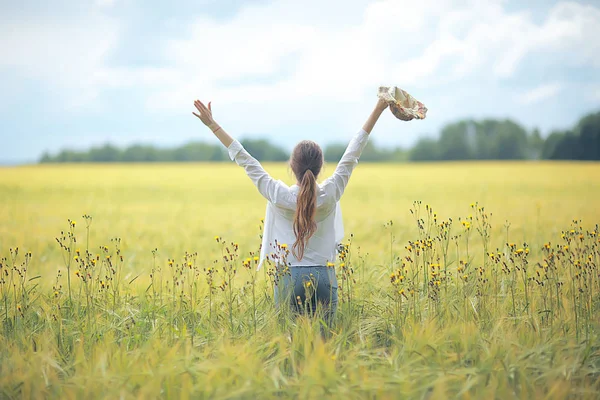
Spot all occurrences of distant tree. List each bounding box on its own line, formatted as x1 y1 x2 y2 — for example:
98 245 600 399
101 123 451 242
575 111 600 160
39 152 52 163
578 123 600 160
549 132 580 160
37 110 600 163
324 143 347 163
438 122 475 160
54 149 87 162
88 144 121 162
240 139 288 161
121 145 160 162
490 120 529 160
541 131 566 160
172 142 226 162
529 128 543 159
409 138 439 161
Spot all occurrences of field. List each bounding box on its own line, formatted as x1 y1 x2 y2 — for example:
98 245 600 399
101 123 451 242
1 161 600 399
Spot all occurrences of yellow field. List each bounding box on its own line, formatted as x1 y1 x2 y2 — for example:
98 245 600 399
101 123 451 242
1 161 600 399
2 162 599 275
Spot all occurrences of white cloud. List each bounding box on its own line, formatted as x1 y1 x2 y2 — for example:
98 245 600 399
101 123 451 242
146 0 600 109
0 14 120 109
1 0 599 133
517 83 563 105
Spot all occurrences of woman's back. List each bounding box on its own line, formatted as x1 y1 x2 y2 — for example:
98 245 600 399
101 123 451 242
227 128 370 269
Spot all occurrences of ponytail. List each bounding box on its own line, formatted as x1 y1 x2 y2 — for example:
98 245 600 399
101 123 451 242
292 169 317 260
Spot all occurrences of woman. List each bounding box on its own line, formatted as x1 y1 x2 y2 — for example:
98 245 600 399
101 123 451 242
192 97 388 321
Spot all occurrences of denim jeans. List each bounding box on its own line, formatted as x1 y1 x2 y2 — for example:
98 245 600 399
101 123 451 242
274 266 338 323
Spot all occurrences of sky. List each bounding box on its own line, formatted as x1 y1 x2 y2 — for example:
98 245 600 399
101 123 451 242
1 0 599 163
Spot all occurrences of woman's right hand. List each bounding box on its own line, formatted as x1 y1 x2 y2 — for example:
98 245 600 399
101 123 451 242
376 97 389 112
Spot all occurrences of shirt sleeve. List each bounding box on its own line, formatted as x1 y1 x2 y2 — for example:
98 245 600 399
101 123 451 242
322 129 370 202
227 140 286 205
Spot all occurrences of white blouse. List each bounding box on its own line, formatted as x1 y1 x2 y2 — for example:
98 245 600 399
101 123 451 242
227 129 370 270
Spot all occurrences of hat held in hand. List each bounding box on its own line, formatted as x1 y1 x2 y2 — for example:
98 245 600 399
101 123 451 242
378 86 427 121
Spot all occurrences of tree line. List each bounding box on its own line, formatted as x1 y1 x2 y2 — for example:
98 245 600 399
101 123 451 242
40 110 600 163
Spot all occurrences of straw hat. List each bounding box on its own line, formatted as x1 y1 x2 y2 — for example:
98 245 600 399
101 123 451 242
377 86 427 121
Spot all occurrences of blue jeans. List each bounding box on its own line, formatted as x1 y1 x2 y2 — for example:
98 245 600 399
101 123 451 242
274 266 338 323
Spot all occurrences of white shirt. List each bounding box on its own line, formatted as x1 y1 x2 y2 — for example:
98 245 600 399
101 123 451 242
227 129 370 270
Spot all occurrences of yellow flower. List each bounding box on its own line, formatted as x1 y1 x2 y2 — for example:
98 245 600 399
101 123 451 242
214 236 220 242
327 262 335 267
516 248 524 255
70 220 76 227
75 270 80 276
339 262 345 268
253 256 260 262
280 243 288 249
305 281 312 288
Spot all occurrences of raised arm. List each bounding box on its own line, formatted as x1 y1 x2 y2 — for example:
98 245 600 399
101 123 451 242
323 98 388 202
193 100 234 147
192 99 284 204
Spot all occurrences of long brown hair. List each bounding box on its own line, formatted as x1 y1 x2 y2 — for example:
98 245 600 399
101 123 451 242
290 140 323 260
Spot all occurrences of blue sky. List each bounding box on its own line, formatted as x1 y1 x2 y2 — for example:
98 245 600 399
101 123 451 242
1 0 599 163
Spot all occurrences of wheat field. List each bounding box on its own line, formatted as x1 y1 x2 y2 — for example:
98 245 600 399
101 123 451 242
1 161 599 399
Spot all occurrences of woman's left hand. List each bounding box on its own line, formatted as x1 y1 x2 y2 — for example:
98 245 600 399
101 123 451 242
193 100 217 129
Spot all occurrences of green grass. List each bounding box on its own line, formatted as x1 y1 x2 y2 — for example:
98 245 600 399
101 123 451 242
1 161 599 399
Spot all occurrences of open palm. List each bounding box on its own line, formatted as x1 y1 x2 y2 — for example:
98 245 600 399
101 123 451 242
192 100 215 127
